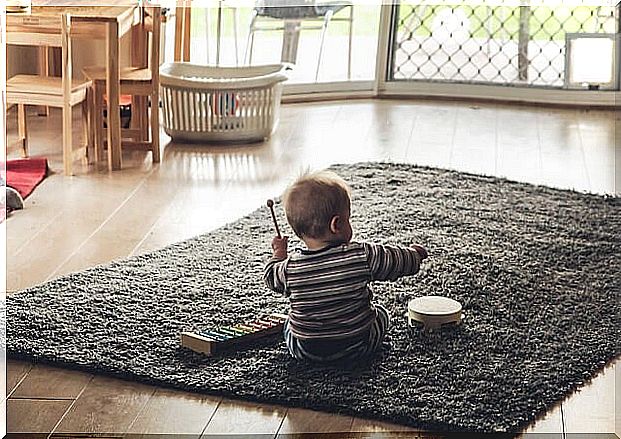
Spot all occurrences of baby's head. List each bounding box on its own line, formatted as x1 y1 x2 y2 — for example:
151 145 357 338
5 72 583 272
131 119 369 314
283 170 353 246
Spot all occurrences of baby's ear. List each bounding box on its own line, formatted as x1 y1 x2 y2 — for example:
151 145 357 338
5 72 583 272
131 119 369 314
329 215 340 234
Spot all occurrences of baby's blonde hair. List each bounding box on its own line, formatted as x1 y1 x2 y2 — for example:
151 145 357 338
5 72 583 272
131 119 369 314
283 170 351 239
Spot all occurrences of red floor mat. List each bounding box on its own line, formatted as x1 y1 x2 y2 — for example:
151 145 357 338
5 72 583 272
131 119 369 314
6 157 49 199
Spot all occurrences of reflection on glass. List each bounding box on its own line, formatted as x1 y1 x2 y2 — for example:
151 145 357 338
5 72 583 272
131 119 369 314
189 4 380 84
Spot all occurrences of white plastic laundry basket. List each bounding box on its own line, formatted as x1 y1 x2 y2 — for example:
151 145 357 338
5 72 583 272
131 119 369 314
159 63 291 143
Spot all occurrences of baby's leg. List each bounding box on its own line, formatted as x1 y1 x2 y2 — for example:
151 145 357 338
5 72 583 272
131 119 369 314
283 318 301 359
283 319 368 362
365 305 390 355
283 318 318 361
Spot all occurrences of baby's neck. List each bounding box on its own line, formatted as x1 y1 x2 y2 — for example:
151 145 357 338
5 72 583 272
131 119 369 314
303 236 348 251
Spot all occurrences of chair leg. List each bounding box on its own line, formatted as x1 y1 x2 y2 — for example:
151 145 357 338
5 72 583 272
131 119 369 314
17 104 29 158
62 103 73 176
232 7 239 66
150 93 160 163
132 96 148 142
94 82 105 163
82 94 93 164
205 5 210 63
129 97 141 141
347 6 354 80
216 2 223 65
142 96 150 142
315 11 334 81
244 10 258 65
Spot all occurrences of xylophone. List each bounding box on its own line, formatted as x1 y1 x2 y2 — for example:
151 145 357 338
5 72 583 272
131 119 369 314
181 313 288 356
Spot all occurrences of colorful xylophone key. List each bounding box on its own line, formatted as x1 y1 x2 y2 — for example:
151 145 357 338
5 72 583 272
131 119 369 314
181 313 288 356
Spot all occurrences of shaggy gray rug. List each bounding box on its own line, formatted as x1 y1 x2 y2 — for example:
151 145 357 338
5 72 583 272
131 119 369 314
7 162 621 433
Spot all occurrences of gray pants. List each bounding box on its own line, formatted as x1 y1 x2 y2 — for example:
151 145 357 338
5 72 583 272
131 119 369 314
283 305 390 363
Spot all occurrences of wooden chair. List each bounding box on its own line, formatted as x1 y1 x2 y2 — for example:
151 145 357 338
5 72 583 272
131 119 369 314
7 13 92 176
83 5 161 164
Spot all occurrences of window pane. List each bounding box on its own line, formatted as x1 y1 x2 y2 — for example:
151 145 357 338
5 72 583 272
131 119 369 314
189 4 380 84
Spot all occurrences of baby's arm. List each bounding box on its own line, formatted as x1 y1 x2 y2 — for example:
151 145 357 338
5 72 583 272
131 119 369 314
263 236 289 295
363 242 427 281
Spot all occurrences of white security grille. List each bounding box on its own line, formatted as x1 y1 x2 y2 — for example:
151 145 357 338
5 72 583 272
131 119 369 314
390 2 619 88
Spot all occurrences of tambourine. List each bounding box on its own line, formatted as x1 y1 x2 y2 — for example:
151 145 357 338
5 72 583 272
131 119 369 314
407 296 464 330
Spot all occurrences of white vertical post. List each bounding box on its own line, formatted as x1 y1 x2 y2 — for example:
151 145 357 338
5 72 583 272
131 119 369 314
374 0 395 96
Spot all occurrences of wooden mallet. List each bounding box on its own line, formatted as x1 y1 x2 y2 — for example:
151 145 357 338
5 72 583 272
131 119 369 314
266 199 282 238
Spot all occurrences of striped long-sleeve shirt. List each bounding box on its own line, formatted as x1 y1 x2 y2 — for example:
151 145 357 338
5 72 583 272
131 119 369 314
264 241 423 340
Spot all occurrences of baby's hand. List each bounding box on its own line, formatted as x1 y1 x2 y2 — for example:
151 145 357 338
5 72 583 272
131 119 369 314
412 244 428 260
271 236 289 260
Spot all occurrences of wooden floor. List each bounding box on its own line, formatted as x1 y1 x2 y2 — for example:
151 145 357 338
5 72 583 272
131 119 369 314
5 99 619 437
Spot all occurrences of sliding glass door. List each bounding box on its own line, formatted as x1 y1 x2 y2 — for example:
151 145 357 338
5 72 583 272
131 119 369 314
379 1 620 103
170 1 620 100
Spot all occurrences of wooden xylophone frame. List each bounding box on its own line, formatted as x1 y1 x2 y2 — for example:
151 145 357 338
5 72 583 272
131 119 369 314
181 313 288 356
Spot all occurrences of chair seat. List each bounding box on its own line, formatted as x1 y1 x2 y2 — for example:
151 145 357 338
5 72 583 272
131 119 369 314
82 66 152 84
6 75 91 107
256 1 351 19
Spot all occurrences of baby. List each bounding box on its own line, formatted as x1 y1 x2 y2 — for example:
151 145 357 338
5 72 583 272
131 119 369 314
264 170 428 363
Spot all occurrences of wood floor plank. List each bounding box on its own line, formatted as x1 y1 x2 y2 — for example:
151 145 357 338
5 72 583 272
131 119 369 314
201 398 286 435
52 177 184 277
6 206 63 258
126 388 221 436
7 360 33 397
11 363 93 399
521 403 564 434
495 139 542 187
277 408 353 435
561 360 617 433
537 109 590 193
359 101 415 163
8 398 73 434
350 417 422 433
132 181 285 256
7 173 152 292
52 375 155 435
406 103 456 169
578 117 616 195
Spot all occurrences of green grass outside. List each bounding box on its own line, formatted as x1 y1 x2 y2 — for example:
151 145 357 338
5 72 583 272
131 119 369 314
398 4 608 42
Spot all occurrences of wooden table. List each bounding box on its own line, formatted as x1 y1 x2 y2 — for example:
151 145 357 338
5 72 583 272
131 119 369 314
7 0 142 171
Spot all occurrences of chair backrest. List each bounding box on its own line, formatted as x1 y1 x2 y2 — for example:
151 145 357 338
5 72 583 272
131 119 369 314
7 13 73 98
148 5 161 91
134 4 161 89
6 13 66 47
255 0 318 20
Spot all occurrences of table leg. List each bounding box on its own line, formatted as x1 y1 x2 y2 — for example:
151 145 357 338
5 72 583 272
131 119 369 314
205 5 211 63
106 21 122 171
183 4 191 61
